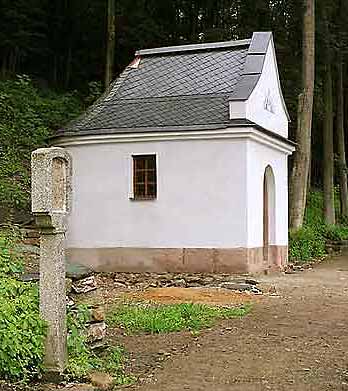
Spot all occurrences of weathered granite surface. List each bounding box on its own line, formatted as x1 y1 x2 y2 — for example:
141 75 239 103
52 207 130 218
31 147 72 376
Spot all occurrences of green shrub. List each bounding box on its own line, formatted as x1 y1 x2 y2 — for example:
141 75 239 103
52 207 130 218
67 305 132 384
304 190 325 228
0 228 45 381
108 303 250 334
66 304 93 378
290 190 348 263
323 225 348 241
289 226 326 263
0 227 23 275
0 277 46 381
0 76 83 211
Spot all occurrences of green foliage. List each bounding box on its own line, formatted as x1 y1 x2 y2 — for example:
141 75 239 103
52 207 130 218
0 227 24 275
66 304 93 378
0 76 83 212
289 226 326 263
67 305 133 385
304 190 325 228
92 346 135 386
0 227 45 382
0 277 46 381
0 229 131 383
290 190 348 263
290 191 327 263
84 81 103 106
108 303 250 334
323 225 348 241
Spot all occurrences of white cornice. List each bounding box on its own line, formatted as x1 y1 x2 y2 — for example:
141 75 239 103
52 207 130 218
52 127 295 155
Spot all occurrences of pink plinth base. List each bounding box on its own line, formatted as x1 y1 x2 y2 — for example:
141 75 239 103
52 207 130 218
66 245 288 274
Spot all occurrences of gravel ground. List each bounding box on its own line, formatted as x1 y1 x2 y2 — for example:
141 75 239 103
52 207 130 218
118 255 348 391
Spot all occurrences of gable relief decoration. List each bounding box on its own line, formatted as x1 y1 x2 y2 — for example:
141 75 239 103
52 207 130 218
264 89 275 114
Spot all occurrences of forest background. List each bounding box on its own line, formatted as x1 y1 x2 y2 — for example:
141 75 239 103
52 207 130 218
1 0 348 261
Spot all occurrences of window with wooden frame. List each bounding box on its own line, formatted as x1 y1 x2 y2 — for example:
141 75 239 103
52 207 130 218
132 155 157 200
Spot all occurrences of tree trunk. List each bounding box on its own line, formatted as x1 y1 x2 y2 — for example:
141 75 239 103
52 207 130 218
1 51 8 78
323 62 335 225
336 58 348 219
289 0 315 229
52 54 58 86
105 0 116 89
65 44 72 89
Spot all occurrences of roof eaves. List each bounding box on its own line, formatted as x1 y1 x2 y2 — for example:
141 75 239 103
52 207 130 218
51 123 230 139
52 121 295 147
250 123 296 146
135 38 251 56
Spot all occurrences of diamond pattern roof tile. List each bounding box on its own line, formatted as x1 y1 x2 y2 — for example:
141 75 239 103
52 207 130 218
60 36 265 135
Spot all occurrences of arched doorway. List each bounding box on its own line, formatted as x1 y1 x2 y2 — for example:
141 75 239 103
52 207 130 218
263 165 276 264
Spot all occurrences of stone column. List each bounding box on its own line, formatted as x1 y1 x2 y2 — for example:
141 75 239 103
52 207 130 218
31 147 72 378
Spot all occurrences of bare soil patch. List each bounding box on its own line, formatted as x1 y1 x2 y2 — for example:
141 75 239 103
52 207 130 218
125 287 259 306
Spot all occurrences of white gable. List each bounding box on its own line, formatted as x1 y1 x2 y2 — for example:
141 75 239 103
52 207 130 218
246 39 289 138
229 35 289 139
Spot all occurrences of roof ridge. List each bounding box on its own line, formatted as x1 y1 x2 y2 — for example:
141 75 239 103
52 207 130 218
136 38 251 56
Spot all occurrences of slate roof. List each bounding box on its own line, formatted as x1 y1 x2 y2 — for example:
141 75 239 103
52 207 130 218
57 32 289 139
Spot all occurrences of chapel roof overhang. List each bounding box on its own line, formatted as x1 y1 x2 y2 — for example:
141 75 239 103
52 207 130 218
56 32 292 144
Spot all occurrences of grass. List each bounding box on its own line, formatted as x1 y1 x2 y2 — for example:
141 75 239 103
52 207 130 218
107 302 251 334
66 305 134 385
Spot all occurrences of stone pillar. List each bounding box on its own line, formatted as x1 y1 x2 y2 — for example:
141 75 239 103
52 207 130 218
31 147 72 378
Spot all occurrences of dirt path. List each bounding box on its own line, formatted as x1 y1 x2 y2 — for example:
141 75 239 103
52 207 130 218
123 255 348 391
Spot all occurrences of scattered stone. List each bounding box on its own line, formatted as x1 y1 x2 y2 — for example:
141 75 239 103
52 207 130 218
66 262 93 280
91 306 105 322
66 278 73 294
293 265 304 271
72 276 97 294
158 350 171 356
249 286 263 294
245 278 259 285
87 322 107 343
90 340 108 351
113 281 128 288
88 371 114 390
16 244 40 255
184 276 201 283
19 272 40 282
66 296 75 306
220 282 254 291
201 276 214 285
20 227 40 238
172 278 187 288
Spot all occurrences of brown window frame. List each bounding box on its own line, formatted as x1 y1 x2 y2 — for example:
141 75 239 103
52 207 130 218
132 154 157 200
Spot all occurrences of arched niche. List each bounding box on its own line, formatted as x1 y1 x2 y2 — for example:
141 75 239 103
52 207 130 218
52 157 68 212
263 165 276 261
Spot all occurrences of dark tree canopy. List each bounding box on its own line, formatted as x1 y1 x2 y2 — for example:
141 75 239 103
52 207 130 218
0 0 348 219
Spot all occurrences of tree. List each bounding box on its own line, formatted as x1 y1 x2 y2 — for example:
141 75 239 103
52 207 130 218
105 0 116 88
289 0 315 229
334 0 348 220
322 6 335 225
336 58 348 219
